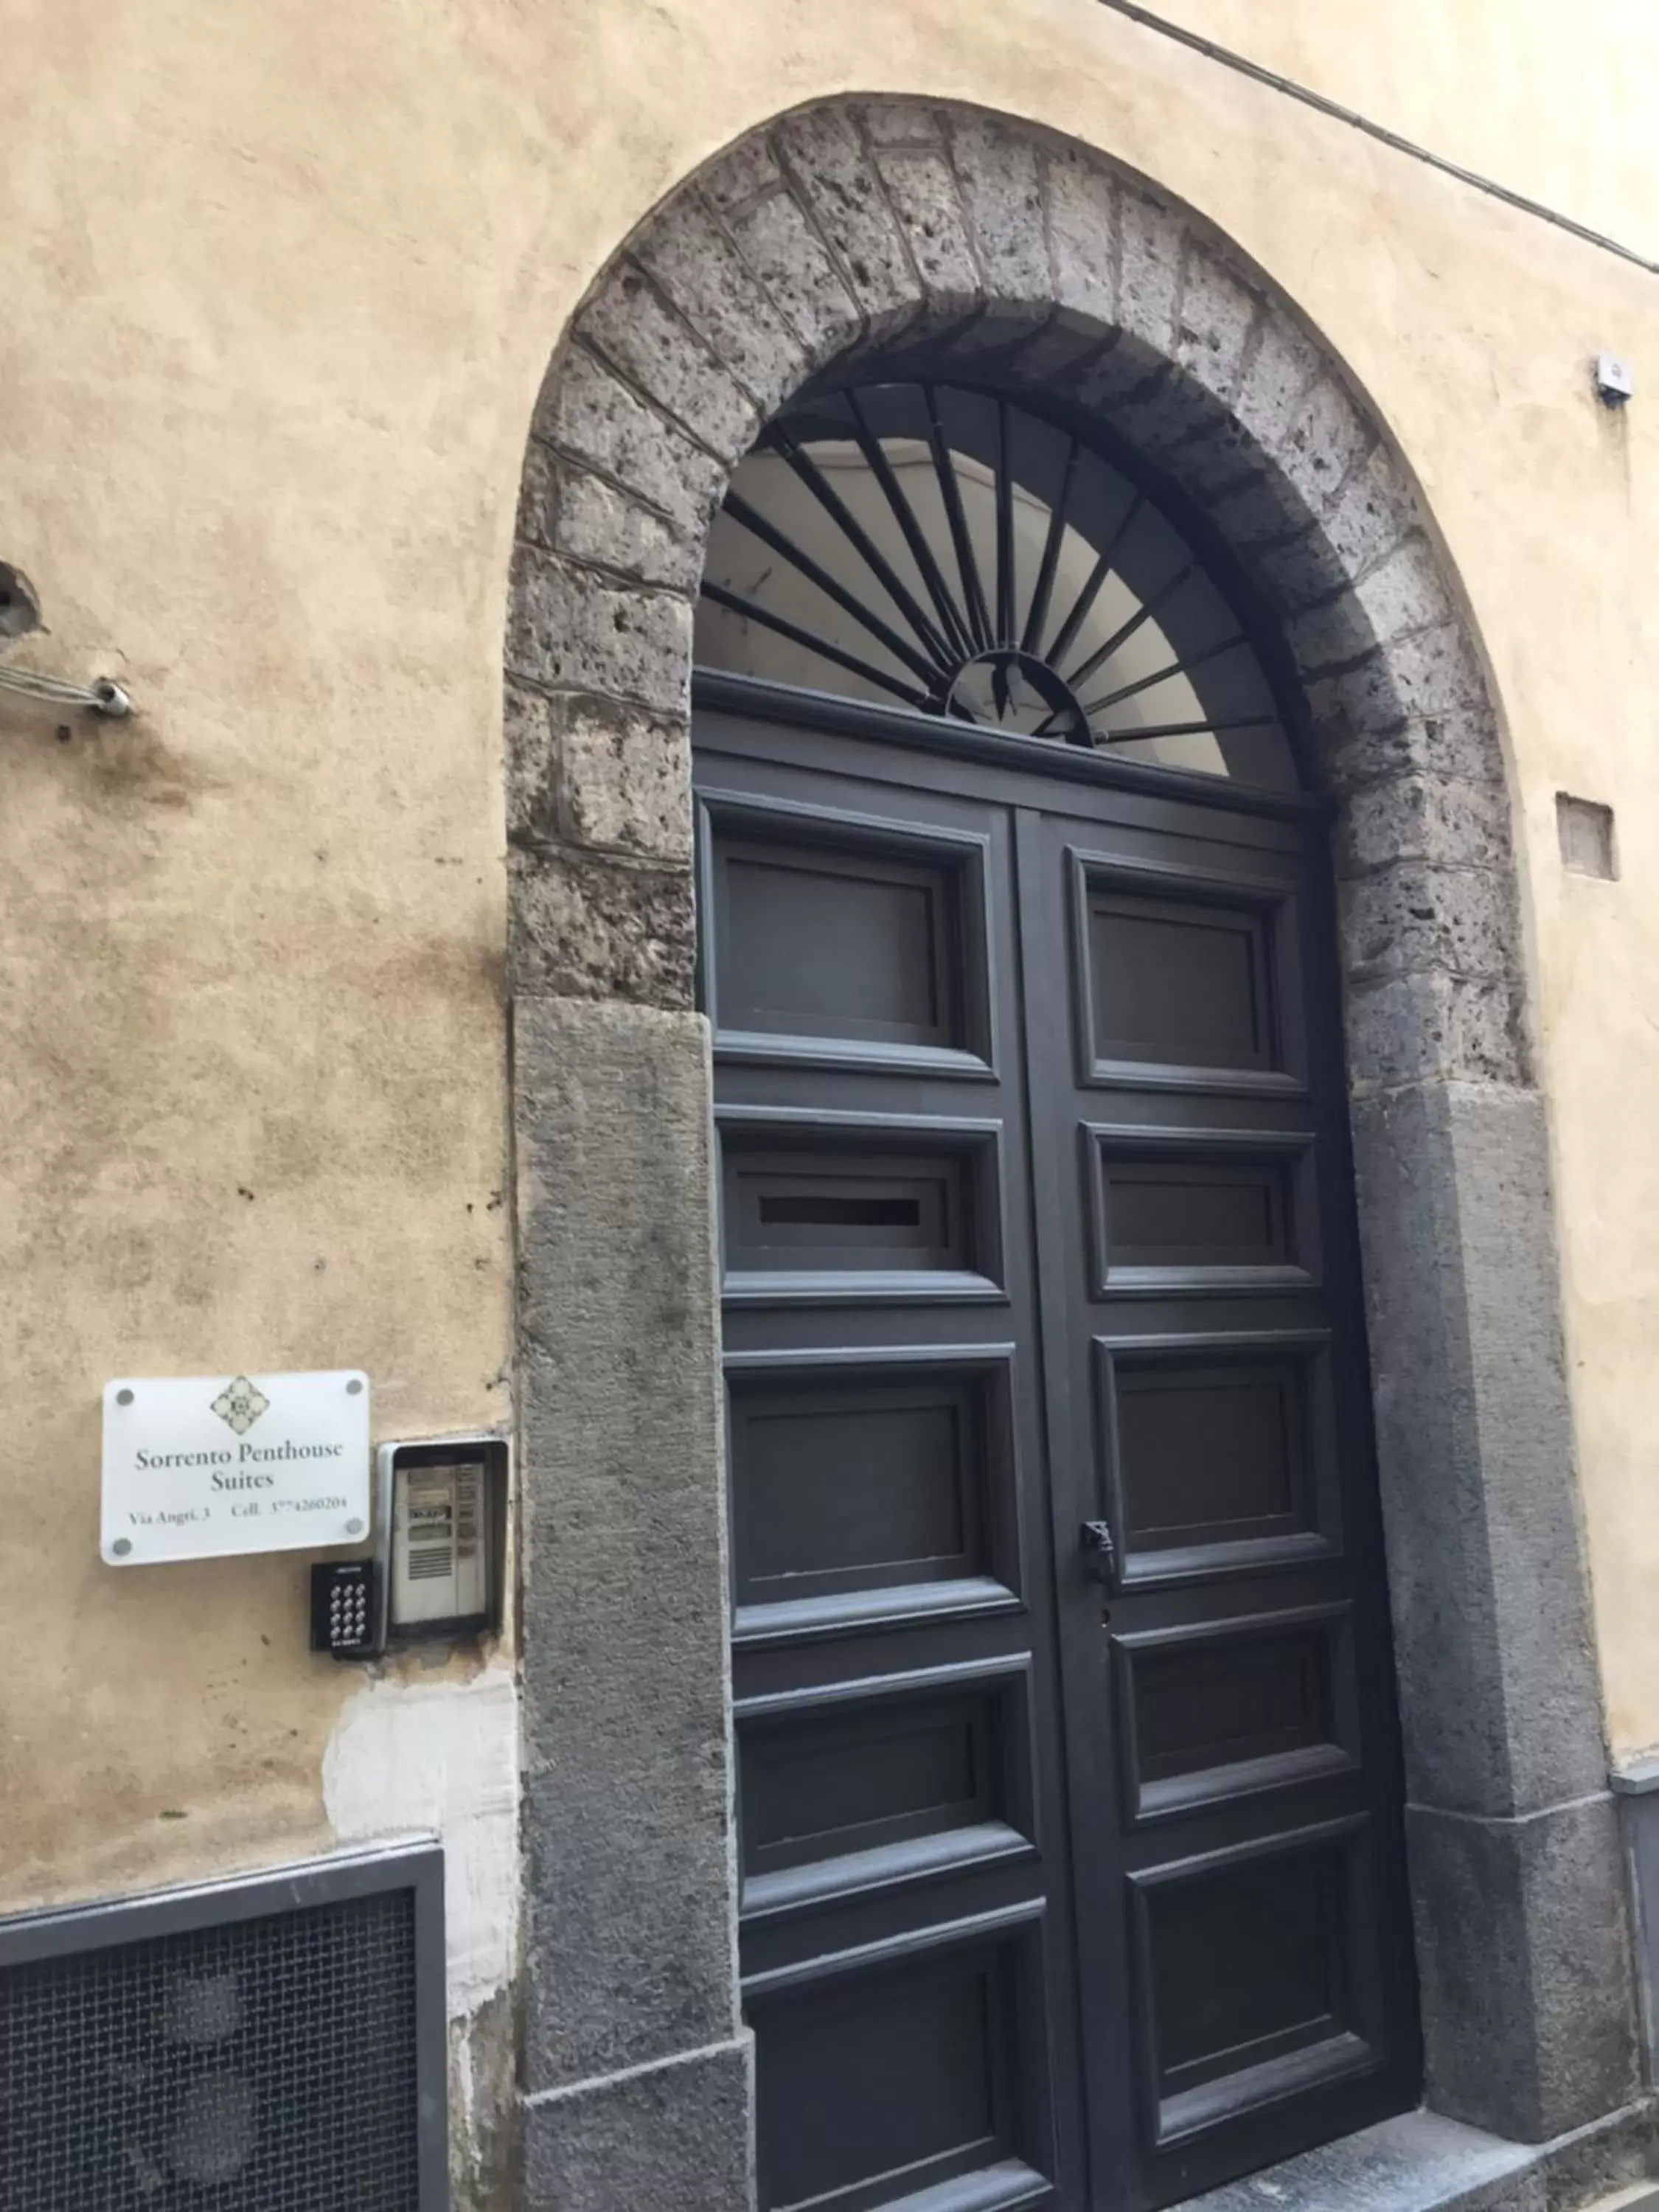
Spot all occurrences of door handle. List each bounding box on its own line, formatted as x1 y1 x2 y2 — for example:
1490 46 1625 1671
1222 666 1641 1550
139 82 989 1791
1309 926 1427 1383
1079 1519 1117 1583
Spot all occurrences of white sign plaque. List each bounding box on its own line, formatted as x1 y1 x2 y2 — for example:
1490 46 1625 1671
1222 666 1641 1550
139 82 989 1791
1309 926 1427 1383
101 1370 371 1565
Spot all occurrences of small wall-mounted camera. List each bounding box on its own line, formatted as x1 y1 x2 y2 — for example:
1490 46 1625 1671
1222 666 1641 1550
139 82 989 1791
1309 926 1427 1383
310 1435 508 1660
1594 352 1635 406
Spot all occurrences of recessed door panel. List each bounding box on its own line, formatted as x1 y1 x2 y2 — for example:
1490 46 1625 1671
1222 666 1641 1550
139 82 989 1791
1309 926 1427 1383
744 1693 993 1869
701 796 996 1074
1113 1605 1359 1823
730 1372 995 1606
752 1935 1049 2212
1152 1852 1340 2076
726 839 959 1046
1130 1821 1386 2147
1114 1355 1309 1545
1085 1130 1319 1300
1109 1164 1284 1267
1088 896 1268 1070
1139 1632 1326 1778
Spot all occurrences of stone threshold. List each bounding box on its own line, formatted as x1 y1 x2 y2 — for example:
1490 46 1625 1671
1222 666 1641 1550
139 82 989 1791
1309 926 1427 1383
1183 2100 1659 2212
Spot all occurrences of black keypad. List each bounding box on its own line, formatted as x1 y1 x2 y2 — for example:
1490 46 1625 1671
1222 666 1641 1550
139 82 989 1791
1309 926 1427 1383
310 1561 378 1659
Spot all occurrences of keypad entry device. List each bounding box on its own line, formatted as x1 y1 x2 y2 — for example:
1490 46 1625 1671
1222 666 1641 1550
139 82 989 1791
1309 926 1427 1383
310 1559 378 1659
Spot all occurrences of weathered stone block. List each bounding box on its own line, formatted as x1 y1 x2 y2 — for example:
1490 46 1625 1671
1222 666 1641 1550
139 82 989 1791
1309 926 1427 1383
722 187 860 362
1107 366 1214 459
1338 858 1517 981
557 695 692 860
1073 335 1166 413
914 299 1029 364
1354 532 1458 644
1165 422 1265 501
1287 585 1381 675
858 96 944 147
1251 523 1352 619
1230 313 1326 456
554 468 701 592
1344 966 1528 1091
1336 772 1514 877
535 346 724 538
776 106 916 319
508 847 695 1004
1173 246 1261 406
1308 620 1491 734
1347 1082 1599 1820
633 194 807 415
508 689 691 860
1045 145 1118 332
579 262 757 463
507 548 691 714
1406 1798 1638 2142
1116 188 1183 358
515 437 559 550
1323 440 1422 580
1003 316 1110 392
1536 2104 1659 2212
1323 703 1506 792
522 2038 754 2212
947 109 1048 299
701 133 784 216
515 998 737 2090
505 679 558 844
1207 467 1313 548
1278 371 1375 518
872 147 979 302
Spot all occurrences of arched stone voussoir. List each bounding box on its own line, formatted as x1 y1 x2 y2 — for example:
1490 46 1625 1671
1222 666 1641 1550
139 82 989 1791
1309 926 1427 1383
771 105 922 324
630 189 822 422
945 108 1051 301
1172 240 1264 408
519 91 1523 1020
574 260 759 467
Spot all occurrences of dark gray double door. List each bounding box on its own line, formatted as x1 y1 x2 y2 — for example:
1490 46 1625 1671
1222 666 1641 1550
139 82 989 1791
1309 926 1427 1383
696 691 1419 2212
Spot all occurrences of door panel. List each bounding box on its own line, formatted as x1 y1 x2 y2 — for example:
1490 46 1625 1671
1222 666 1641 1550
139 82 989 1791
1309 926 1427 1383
1084 894 1273 1074
1015 799 1416 2207
697 703 1417 2212
700 789 998 1079
703 730 1081 2212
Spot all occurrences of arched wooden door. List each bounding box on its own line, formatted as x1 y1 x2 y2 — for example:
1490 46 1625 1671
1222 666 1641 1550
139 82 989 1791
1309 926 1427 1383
695 380 1419 2212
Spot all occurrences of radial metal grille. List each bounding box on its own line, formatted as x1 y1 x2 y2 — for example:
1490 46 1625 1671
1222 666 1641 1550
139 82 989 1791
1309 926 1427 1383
697 378 1299 789
0 1851 442 2212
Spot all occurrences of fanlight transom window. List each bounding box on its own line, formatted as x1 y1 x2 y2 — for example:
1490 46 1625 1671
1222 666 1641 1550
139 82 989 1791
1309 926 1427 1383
697 380 1298 789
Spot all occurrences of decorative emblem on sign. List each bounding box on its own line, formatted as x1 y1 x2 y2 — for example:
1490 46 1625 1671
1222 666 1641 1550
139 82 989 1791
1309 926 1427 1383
210 1375 271 1436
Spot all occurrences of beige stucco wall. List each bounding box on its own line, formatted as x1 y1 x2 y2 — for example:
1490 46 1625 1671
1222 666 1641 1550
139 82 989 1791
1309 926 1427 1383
4 0 1659 1983
1150 0 1659 248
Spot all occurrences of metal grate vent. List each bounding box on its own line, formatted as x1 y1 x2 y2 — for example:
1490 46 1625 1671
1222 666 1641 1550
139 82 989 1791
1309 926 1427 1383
0 1844 445 2212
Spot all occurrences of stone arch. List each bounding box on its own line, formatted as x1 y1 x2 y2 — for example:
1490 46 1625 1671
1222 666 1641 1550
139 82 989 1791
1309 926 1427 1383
509 97 1638 2212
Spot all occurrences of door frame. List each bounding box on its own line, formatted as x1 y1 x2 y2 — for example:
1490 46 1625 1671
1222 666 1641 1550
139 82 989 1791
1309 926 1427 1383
507 94 1637 2212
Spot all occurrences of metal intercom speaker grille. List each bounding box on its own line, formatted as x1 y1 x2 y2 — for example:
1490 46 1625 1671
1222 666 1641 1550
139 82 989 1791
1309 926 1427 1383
0 1842 447 2212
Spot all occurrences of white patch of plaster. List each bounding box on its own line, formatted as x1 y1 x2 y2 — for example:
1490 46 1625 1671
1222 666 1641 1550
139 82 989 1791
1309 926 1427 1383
323 1670 519 2015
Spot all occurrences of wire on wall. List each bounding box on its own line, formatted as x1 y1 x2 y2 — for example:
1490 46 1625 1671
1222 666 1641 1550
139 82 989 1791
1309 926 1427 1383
0 665 131 716
1096 0 1659 281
